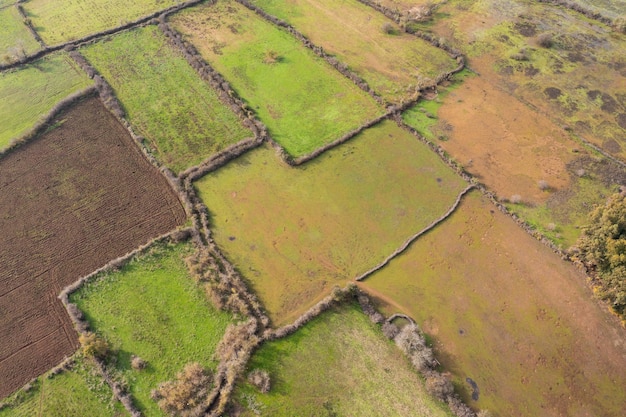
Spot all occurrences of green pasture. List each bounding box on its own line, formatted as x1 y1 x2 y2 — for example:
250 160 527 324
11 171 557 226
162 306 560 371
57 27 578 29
360 191 626 417
22 0 179 45
233 303 453 417
0 52 91 151
0 356 127 417
195 120 466 325
249 0 458 103
431 0 626 161
70 241 232 416
0 6 40 63
171 0 384 157
81 26 250 173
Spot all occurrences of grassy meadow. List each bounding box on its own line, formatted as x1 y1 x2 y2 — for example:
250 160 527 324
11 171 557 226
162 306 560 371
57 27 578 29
233 303 453 417
81 26 250 173
70 241 232 416
171 0 384 157
250 0 458 103
0 356 127 417
359 191 626 417
22 0 179 45
0 6 40 63
195 120 466 325
0 52 91 150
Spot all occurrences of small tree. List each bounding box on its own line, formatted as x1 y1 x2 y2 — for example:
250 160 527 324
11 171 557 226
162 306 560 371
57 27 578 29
577 193 626 318
79 332 109 359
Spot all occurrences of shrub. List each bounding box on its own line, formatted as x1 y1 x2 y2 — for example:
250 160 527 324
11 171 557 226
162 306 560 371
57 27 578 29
131 355 147 371
381 22 396 35
263 50 280 64
79 332 109 359
613 16 626 34
151 362 212 417
477 410 494 417
510 49 529 61
537 33 553 48
394 324 436 372
510 194 522 204
247 369 271 393
538 180 549 191
577 193 626 318
425 373 454 401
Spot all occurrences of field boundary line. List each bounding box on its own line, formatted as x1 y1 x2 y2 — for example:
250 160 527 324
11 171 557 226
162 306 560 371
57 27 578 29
535 0 616 27
355 184 475 282
158 20 269 142
15 2 46 48
0 0 205 72
0 85 97 160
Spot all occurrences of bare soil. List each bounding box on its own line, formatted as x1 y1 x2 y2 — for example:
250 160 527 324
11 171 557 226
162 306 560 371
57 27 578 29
0 96 186 398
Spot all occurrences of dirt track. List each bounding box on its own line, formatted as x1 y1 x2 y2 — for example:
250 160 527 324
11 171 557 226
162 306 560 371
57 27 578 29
0 96 186 398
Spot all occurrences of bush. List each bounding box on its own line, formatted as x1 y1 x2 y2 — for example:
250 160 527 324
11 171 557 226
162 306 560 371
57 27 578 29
151 362 212 417
613 16 626 34
394 323 436 372
577 193 626 318
381 22 396 35
425 373 454 401
131 355 147 371
537 33 553 48
79 332 109 359
538 180 549 191
247 369 271 393
510 194 522 204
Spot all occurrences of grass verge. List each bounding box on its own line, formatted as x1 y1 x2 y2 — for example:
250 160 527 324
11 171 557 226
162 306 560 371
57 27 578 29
80 26 250 173
22 0 179 45
0 356 127 417
0 52 91 151
194 119 466 325
70 241 232 416
249 0 458 103
232 302 453 417
171 0 384 157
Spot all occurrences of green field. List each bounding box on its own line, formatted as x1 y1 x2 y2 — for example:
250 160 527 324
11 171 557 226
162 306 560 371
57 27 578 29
0 52 91 151
360 191 626 417
0 356 127 417
195 120 466 325
22 0 179 45
171 0 384 157
81 26 250 173
233 303 453 417
0 6 40 63
70 241 232 416
250 0 458 103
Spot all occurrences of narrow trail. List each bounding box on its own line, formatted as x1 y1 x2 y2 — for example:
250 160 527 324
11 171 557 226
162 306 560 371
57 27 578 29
355 184 475 282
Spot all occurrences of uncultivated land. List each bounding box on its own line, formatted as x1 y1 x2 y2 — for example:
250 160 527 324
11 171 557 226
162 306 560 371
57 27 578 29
406 72 624 247
0 6 40 63
233 303 453 417
195 120 466 325
250 0 458 103
71 241 232 416
359 191 626 417
80 26 251 174
0 52 90 150
0 96 186 399
427 0 626 161
0 356 127 417
171 0 384 157
22 0 180 45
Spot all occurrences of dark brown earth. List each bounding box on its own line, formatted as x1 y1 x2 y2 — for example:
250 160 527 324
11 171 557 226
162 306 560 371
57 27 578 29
0 96 186 398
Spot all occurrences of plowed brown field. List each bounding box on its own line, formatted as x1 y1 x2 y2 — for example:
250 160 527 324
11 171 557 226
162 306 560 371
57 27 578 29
0 96 186 398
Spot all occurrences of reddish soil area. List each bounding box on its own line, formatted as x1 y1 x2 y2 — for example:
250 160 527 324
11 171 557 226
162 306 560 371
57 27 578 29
0 96 186 398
